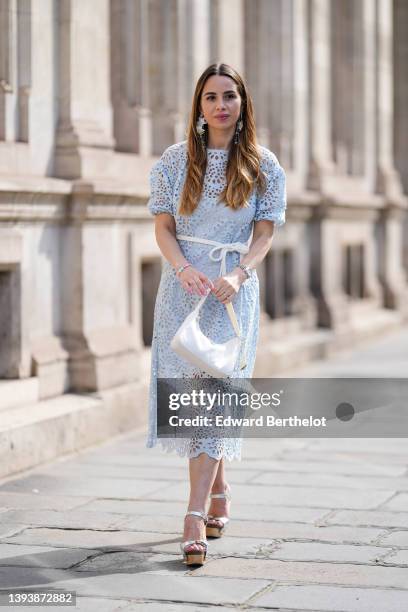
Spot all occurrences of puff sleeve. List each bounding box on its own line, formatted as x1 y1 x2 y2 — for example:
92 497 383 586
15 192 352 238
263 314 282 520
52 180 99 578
254 149 287 226
147 145 178 216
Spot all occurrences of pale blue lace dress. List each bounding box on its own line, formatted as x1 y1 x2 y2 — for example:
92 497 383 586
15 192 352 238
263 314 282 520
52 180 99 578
146 140 286 461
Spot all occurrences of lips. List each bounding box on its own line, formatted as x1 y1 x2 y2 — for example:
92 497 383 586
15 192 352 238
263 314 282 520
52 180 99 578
215 115 229 119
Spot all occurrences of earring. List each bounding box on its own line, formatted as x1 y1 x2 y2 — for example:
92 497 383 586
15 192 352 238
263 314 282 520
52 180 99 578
234 112 243 144
196 113 207 148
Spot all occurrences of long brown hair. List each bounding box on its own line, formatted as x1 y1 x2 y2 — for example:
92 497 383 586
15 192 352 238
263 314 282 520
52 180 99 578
178 63 267 215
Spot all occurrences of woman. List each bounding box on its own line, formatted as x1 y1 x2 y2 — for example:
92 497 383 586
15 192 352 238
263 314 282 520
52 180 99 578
146 63 286 565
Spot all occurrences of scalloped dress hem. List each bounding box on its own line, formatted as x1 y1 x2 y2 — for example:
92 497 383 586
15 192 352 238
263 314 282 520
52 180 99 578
145 436 243 462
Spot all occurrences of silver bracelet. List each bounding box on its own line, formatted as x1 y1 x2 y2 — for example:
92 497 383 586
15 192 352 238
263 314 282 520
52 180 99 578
237 263 252 280
176 262 191 276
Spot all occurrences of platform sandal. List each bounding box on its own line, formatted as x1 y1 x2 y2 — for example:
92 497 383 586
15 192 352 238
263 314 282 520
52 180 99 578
206 487 231 538
180 510 208 566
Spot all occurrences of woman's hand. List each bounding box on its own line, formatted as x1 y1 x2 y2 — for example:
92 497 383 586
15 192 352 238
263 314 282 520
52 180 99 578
211 268 247 304
178 266 214 296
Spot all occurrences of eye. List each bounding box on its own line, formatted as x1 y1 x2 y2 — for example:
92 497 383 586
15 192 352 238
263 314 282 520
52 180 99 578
227 94 237 99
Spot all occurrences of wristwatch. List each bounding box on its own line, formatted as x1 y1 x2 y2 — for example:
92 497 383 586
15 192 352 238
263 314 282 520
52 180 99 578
237 263 253 281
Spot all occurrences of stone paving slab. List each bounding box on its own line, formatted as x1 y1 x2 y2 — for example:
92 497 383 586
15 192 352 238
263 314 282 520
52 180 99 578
251 584 408 611
0 543 98 569
145 480 394 510
282 449 408 467
148 535 266 557
1 509 128 530
114 514 195 534
194 556 408 589
255 541 392 564
119 516 383 545
76 498 328 523
75 452 185 466
50 573 271 607
327 509 408 529
253 470 408 491
0 523 26 539
121 605 254 612
35 463 259 485
4 527 266 558
382 549 408 565
2 513 385 547
74 552 185 575
4 524 399 571
223 453 408 477
225 522 383 545
0 595 131 612
0 566 271 606
378 530 408 546
0 475 169 500
75 498 190 517
381 492 408 510
0 492 93 511
239 458 407 477
306 438 408 454
3 528 183 550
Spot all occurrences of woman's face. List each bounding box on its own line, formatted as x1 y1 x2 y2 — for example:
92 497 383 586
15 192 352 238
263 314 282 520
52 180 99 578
200 75 242 133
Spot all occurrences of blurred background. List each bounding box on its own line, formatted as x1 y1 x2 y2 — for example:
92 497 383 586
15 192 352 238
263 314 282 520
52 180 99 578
0 0 407 478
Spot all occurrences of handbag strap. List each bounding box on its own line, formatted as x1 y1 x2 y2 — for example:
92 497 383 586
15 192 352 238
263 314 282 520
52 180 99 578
192 292 241 338
176 231 254 340
225 302 241 337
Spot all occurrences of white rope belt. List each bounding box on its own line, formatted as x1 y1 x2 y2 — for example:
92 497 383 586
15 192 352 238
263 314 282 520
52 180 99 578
176 234 251 338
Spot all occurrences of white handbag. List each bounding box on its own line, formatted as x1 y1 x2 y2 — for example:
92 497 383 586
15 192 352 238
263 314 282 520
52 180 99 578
170 291 246 378
170 233 253 378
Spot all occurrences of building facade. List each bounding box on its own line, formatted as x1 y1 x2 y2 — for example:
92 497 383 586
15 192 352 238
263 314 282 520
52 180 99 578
0 0 407 474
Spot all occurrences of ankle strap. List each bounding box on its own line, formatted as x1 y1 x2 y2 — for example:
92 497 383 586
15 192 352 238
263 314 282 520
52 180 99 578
210 491 231 500
185 510 208 523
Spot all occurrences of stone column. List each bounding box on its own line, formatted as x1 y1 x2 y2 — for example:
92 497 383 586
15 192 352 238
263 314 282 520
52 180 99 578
261 0 295 165
54 0 115 179
331 0 365 176
393 0 408 279
60 183 139 393
258 0 277 149
173 0 211 143
292 0 308 189
377 205 408 313
243 0 262 137
306 0 336 192
148 0 180 154
361 0 376 191
190 0 210 82
0 0 19 142
374 0 408 312
212 0 244 74
111 0 152 156
393 0 408 194
244 0 307 176
374 0 403 198
178 0 210 121
309 212 351 332
16 0 31 142
244 0 279 150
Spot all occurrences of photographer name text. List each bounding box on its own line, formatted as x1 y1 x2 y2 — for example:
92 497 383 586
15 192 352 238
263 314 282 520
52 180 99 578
168 415 327 428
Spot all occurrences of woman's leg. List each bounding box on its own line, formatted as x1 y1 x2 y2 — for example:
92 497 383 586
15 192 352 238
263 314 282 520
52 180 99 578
211 457 226 491
183 452 220 551
208 458 231 525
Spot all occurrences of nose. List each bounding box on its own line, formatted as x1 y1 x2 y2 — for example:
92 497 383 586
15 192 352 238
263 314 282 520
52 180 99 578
215 97 226 111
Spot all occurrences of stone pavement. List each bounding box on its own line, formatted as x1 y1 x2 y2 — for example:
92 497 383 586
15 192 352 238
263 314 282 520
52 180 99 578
0 327 407 612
